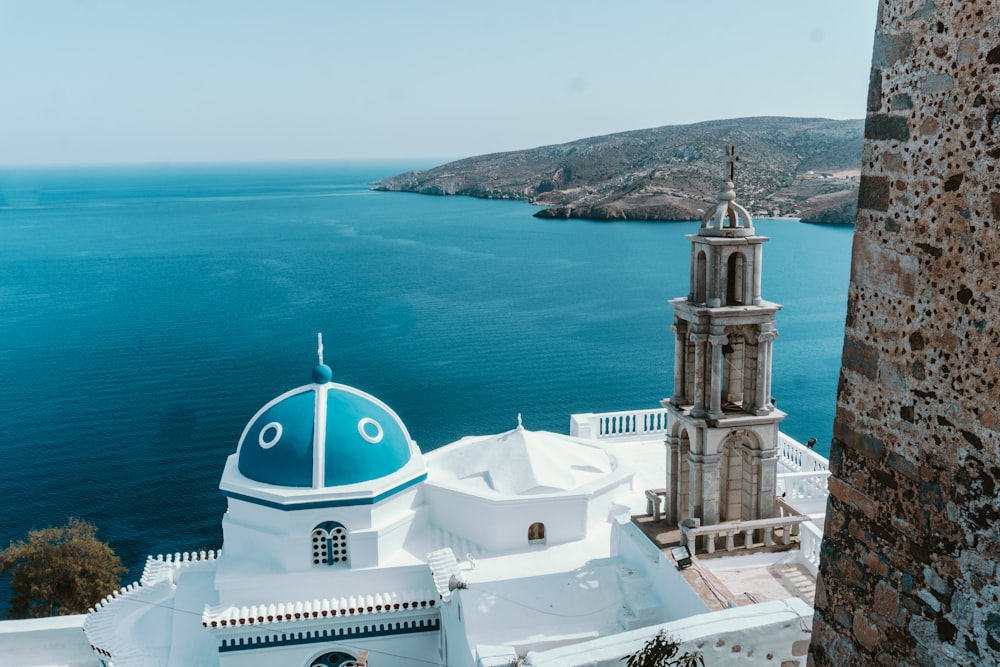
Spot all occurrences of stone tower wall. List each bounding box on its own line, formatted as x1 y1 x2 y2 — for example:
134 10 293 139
810 1 1000 665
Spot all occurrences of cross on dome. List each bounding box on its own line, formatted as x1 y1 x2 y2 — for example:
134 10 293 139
727 145 739 182
699 145 754 236
312 332 334 384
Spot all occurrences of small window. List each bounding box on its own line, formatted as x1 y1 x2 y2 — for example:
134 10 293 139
528 522 546 543
312 521 349 567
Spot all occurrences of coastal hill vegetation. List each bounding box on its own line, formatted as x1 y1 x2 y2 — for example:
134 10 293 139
374 116 863 223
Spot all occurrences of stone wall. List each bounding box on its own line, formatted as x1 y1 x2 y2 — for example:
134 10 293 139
810 1 1000 665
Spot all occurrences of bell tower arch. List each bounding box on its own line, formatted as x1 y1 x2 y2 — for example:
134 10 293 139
663 148 785 526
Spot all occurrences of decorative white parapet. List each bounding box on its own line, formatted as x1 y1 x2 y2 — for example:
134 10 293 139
85 549 222 665
798 520 824 576
777 433 829 473
522 598 814 667
426 548 462 602
569 408 670 440
570 410 830 475
142 549 221 586
202 589 437 628
776 470 831 502
679 511 810 556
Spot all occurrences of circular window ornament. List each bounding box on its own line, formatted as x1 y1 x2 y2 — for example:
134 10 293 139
258 422 283 449
357 417 384 444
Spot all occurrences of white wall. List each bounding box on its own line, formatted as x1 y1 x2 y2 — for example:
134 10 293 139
610 516 708 622
523 598 814 667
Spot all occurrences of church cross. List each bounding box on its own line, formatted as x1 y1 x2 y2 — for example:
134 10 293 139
727 145 739 181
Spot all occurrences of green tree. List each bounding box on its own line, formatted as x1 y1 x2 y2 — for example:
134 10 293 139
623 629 704 667
0 517 125 619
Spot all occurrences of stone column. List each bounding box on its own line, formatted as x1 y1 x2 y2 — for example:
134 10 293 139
690 332 709 418
707 249 721 308
759 330 777 411
671 320 688 405
756 447 778 521
665 433 679 523
752 242 763 305
688 450 703 521
754 329 777 413
708 331 728 419
700 452 721 526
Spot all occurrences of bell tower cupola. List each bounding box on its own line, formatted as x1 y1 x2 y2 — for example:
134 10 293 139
663 147 785 527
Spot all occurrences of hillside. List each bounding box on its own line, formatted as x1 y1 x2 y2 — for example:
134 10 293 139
373 117 863 223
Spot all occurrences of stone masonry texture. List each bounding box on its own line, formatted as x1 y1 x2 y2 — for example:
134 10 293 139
810 1 1000 666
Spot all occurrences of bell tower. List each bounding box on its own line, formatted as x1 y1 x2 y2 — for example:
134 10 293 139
663 148 785 526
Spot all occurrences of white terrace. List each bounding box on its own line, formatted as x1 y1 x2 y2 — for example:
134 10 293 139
570 407 829 582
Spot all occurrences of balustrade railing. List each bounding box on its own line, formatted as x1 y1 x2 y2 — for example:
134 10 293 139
776 470 831 501
799 520 823 575
570 411 831 474
679 511 810 556
778 433 829 473
569 408 670 439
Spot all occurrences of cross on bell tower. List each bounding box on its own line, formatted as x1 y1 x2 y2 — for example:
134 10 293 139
661 149 785 526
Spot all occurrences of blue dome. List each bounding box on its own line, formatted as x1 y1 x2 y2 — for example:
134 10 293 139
237 378 414 489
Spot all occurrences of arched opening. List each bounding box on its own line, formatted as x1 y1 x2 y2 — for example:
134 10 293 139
528 522 546 544
695 251 707 304
312 521 349 567
309 650 357 667
726 252 745 306
719 431 765 523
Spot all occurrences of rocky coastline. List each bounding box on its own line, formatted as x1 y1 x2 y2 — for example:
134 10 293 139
373 116 863 224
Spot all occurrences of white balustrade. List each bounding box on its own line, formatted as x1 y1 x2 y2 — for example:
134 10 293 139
570 409 831 484
778 433 829 473
776 470 831 501
799 520 824 576
679 512 810 556
569 409 670 439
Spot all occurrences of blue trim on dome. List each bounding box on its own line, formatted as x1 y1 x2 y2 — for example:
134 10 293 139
222 473 427 511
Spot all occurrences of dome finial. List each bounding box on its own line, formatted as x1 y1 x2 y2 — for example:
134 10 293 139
699 146 754 234
311 333 333 384
517 413 524 430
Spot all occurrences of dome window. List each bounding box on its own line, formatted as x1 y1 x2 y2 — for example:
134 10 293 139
528 522 546 544
258 422 283 449
357 417 384 444
312 521 349 567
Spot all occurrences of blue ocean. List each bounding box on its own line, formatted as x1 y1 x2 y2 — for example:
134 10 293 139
0 163 852 612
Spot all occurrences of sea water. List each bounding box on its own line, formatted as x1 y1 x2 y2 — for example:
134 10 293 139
0 162 852 609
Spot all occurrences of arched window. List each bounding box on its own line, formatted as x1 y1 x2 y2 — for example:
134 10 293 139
312 521 349 567
695 251 707 304
310 650 357 667
727 252 745 306
528 522 546 543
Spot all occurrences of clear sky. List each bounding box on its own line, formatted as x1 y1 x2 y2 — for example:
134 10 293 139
0 1 880 165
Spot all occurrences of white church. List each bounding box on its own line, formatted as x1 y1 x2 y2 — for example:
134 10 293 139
0 170 832 667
